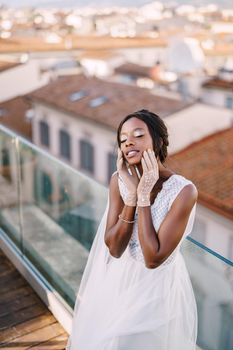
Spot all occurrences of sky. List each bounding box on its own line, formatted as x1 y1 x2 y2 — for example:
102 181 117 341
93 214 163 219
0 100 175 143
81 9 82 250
1 0 232 8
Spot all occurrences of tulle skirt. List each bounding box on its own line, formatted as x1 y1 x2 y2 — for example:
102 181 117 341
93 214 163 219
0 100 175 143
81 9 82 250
66 245 197 350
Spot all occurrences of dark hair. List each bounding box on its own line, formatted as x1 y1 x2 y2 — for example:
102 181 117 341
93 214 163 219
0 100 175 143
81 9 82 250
117 109 169 163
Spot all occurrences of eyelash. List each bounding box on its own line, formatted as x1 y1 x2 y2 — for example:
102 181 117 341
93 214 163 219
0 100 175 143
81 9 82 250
120 135 143 143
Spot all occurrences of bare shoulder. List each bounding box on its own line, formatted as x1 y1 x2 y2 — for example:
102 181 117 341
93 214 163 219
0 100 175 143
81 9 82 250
109 171 122 201
172 182 198 212
109 171 119 191
181 183 198 201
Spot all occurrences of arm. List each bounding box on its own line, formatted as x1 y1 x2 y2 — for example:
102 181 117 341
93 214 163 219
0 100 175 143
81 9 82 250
137 183 198 269
104 172 137 258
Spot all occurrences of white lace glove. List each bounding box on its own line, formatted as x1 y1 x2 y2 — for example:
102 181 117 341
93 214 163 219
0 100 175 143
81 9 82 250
117 148 139 206
137 149 159 207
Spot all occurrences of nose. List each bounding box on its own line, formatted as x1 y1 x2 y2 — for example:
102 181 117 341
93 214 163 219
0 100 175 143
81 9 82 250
125 135 135 147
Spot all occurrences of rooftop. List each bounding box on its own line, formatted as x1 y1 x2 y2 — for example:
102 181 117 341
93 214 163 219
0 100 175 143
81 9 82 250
28 74 188 130
0 96 32 140
115 62 152 78
168 127 233 221
0 35 166 53
0 61 21 73
203 42 233 57
79 49 119 60
202 77 233 91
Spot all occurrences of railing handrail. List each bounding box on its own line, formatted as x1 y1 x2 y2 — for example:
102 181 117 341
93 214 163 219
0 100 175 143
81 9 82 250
0 123 107 189
187 236 233 267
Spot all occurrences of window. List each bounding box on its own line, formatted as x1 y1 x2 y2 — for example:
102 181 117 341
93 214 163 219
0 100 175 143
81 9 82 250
229 238 233 262
80 139 94 174
107 152 117 183
59 185 69 204
225 96 233 109
59 129 71 160
0 108 7 117
89 96 108 108
1 147 11 181
69 90 88 102
39 120 50 147
41 171 53 203
25 109 34 122
2 147 10 167
20 154 24 182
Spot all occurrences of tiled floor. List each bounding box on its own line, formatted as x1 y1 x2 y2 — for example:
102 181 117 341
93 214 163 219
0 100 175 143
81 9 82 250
0 248 69 350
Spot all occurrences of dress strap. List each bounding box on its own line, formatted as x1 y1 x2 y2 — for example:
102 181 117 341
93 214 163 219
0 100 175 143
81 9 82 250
167 176 194 211
167 175 197 238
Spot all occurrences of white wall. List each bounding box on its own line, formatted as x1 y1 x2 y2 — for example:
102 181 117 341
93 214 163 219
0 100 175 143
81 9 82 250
117 47 166 66
192 204 233 262
32 101 233 184
80 56 124 78
32 104 116 185
184 206 233 350
202 89 225 107
0 59 50 103
166 103 233 154
202 88 233 108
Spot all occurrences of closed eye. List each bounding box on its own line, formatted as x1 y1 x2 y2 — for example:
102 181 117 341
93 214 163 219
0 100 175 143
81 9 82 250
120 135 143 143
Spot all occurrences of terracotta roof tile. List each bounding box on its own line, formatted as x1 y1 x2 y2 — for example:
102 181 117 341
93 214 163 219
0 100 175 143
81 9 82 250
79 50 118 60
28 74 188 130
0 36 167 53
202 77 233 90
0 61 21 73
167 127 233 221
203 43 233 57
115 62 151 78
0 96 32 140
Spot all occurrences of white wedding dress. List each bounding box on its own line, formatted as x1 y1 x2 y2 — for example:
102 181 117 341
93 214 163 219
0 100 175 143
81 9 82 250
66 173 198 350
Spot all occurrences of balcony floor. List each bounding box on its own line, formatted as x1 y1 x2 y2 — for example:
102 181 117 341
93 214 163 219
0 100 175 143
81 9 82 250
0 248 204 350
0 248 69 350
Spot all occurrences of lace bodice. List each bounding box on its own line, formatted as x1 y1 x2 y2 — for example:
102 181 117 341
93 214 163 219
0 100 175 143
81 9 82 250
118 173 196 267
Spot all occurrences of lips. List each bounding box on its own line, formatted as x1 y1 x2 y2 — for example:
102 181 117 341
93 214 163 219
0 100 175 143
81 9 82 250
126 150 140 158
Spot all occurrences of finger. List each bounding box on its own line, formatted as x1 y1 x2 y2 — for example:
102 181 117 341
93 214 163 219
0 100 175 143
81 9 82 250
141 157 148 172
148 149 157 169
117 149 127 168
117 148 122 162
116 150 121 165
122 159 128 171
150 151 159 179
117 157 123 171
129 165 140 180
117 159 129 178
143 150 153 170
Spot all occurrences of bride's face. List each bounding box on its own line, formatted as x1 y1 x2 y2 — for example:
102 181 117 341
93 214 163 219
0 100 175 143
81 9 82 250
119 117 154 166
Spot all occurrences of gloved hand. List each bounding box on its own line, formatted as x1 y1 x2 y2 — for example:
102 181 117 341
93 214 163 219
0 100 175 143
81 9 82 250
116 148 140 206
137 149 159 207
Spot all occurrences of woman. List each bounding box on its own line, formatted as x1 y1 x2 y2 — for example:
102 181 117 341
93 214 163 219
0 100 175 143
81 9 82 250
66 109 198 350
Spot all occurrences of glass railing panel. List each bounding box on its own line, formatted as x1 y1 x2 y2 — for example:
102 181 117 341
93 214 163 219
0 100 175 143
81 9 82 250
182 239 233 350
190 210 233 264
17 139 107 306
0 129 22 250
